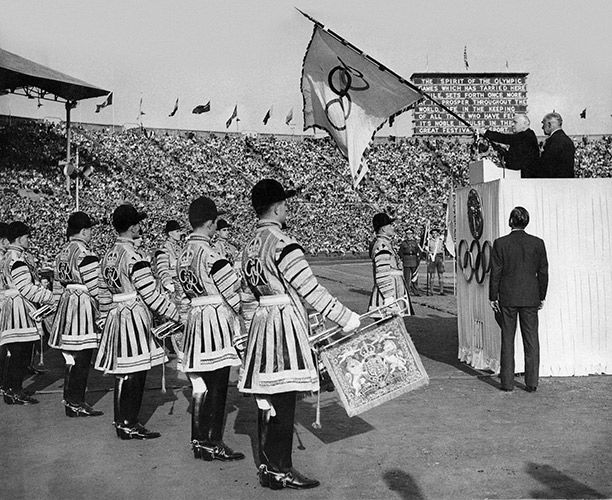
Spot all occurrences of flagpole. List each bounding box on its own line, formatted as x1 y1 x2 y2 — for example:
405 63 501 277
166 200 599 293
451 187 457 295
453 255 456 296
75 147 80 212
296 8 474 130
447 187 457 295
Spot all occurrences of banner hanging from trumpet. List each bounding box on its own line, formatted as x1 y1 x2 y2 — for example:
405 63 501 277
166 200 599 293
310 299 429 417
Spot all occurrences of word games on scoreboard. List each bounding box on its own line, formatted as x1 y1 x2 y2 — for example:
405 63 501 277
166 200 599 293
410 73 528 135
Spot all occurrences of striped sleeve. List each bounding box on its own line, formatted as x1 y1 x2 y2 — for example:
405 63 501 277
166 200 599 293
373 246 395 301
155 249 174 291
132 261 178 321
211 259 241 314
98 275 113 318
79 255 100 305
277 242 351 328
52 270 64 306
11 261 54 305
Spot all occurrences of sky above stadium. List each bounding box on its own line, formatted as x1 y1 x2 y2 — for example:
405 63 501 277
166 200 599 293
1 0 611 136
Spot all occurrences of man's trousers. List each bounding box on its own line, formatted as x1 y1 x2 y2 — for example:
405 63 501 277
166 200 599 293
499 306 539 390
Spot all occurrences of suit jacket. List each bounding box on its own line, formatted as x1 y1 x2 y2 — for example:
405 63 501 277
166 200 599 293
489 230 548 307
537 129 575 178
484 128 539 178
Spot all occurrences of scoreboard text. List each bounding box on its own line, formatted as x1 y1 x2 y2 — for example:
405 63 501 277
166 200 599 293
410 73 528 135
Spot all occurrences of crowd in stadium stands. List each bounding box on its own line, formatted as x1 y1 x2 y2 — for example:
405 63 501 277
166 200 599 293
1 120 611 267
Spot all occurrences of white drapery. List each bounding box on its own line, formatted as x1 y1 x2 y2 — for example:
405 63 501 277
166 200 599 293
456 178 612 376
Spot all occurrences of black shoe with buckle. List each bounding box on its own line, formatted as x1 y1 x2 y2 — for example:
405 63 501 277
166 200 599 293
258 465 320 490
64 400 104 417
115 422 161 440
192 441 245 461
4 389 39 405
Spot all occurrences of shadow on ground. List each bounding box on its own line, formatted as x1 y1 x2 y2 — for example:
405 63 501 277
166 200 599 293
527 462 606 499
383 468 425 500
295 397 374 444
405 315 515 390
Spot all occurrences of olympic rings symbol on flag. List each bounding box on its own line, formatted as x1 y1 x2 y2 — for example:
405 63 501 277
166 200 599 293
457 239 492 285
325 57 370 131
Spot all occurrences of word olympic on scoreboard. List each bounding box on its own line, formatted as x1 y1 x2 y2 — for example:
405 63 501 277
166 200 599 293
410 73 528 135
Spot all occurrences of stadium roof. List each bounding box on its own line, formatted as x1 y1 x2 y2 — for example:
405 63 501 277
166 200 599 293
0 48 109 102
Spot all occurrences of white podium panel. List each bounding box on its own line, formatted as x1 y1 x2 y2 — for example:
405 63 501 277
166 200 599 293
469 158 521 185
456 178 612 377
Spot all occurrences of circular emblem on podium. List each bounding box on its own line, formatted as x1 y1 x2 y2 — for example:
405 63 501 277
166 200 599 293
467 189 484 240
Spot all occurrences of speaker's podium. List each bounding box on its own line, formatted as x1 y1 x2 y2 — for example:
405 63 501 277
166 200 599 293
469 158 521 184
455 159 612 377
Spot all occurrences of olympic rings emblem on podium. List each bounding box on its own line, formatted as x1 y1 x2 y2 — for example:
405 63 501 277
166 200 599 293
457 238 492 284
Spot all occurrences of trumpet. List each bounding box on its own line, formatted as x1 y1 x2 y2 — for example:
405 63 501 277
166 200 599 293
151 320 184 340
29 304 56 322
231 298 409 353
308 298 409 351
234 333 248 351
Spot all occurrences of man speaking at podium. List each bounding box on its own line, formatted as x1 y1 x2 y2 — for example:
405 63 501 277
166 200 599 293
480 114 539 178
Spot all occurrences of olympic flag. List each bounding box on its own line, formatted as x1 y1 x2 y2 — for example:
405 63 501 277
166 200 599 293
301 22 422 187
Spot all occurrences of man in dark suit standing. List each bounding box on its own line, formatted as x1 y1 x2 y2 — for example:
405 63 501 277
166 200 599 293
489 207 548 392
480 114 539 178
537 112 575 178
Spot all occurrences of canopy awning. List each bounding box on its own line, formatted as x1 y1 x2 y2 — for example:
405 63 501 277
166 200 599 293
0 48 109 102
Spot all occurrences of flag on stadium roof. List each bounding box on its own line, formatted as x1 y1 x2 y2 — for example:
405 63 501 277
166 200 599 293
285 108 293 125
95 92 113 113
139 97 145 116
299 10 422 187
226 105 238 128
192 101 210 114
580 108 587 119
263 108 271 125
464 46 469 70
169 98 179 117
